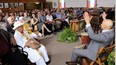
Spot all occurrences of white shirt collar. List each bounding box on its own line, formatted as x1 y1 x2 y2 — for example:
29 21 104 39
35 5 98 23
102 30 112 33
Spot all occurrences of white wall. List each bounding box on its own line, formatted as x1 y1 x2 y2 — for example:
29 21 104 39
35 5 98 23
97 0 115 7
65 0 87 8
46 0 115 8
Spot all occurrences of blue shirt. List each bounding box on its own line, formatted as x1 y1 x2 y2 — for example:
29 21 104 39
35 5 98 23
55 13 63 19
40 16 46 23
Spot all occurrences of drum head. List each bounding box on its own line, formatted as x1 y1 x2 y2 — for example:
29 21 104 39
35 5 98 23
81 32 88 36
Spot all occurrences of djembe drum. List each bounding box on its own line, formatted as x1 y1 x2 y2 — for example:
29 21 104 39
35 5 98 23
80 32 91 44
70 19 80 32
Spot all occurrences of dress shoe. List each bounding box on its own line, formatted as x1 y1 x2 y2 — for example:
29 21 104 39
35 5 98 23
66 61 77 65
46 60 51 65
46 55 51 65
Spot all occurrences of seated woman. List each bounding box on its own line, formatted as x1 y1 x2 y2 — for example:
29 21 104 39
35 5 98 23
31 13 51 36
19 17 42 39
13 22 50 65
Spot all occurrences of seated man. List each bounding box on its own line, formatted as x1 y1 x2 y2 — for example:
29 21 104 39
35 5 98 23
66 12 114 65
13 22 49 65
55 11 69 30
46 12 56 31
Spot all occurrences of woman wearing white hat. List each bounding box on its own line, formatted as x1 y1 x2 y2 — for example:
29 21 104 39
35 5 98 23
13 22 49 65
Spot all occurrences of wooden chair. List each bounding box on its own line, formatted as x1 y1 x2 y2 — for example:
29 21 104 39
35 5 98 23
89 41 115 65
78 41 115 65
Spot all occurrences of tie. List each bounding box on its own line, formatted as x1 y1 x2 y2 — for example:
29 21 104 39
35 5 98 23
22 31 42 57
36 50 42 57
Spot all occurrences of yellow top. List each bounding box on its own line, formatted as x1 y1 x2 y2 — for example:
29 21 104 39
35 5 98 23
23 22 32 34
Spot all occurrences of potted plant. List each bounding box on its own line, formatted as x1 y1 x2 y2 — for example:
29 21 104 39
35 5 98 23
103 49 115 65
107 49 115 65
57 28 77 43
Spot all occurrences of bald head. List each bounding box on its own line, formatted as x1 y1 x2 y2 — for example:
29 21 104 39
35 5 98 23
102 19 113 29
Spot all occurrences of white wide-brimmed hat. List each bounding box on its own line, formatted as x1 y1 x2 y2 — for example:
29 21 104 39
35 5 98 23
13 21 24 30
19 17 24 21
19 17 30 23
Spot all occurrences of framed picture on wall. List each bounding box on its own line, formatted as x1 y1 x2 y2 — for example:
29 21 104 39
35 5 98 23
4 3 9 8
19 3 23 6
15 3 19 7
54 2 57 7
9 3 15 8
0 3 4 8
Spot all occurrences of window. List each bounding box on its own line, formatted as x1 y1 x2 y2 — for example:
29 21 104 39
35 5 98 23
87 0 97 8
0 3 3 8
9 3 15 8
58 0 65 8
4 3 9 8
15 3 19 7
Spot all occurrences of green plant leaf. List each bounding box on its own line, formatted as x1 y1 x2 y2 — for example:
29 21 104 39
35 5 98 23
57 28 77 43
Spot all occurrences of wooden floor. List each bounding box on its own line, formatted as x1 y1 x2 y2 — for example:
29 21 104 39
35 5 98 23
40 34 82 65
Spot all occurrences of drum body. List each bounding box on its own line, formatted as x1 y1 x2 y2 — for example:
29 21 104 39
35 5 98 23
81 32 91 44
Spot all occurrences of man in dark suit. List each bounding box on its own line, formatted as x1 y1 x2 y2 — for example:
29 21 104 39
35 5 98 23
66 12 114 65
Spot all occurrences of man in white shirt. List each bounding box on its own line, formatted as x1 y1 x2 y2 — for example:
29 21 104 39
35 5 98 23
46 12 56 31
46 12 53 22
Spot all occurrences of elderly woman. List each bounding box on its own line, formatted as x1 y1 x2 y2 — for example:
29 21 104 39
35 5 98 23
13 22 49 65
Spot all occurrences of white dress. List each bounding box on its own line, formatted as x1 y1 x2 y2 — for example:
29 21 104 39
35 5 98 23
14 30 49 65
